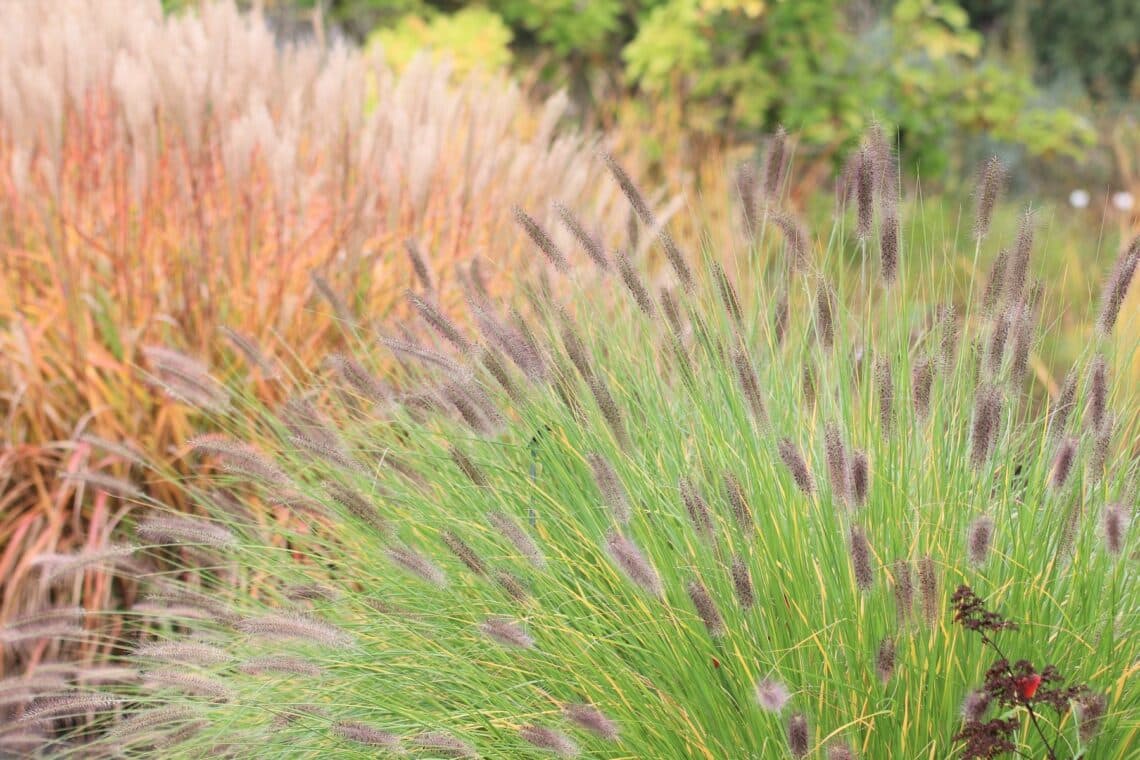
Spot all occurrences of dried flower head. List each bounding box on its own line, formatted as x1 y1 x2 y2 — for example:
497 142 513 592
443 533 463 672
733 348 769 427
879 212 899 284
615 249 655 316
723 472 752 528
1050 437 1077 490
513 205 569 273
824 425 849 502
918 555 938 625
892 560 914 624
849 451 869 507
815 281 835 350
680 478 715 540
554 201 608 270
442 531 488 576
855 147 874 240
333 720 399 748
876 636 895 684
410 731 477 758
1087 355 1108 431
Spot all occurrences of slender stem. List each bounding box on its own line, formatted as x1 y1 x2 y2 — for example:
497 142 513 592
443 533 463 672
982 635 1059 760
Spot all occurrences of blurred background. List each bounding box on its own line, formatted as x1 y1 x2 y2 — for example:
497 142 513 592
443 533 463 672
2 0 1138 675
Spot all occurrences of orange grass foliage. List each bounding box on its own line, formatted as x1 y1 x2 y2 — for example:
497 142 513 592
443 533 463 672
0 0 631 667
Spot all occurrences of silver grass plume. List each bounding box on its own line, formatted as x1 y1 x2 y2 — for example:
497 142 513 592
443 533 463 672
513 205 570 273
605 531 662 597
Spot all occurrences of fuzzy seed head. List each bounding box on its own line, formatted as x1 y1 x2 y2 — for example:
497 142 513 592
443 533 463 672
615 249 655 316
513 205 569 273
763 126 788 199
967 515 994 567
333 721 398 748
892 560 914 623
411 731 477 758
1103 503 1128 555
773 212 809 273
480 617 534 649
876 636 895 684
824 425 849 502
731 554 755 609
1097 236 1140 335
554 201 608 270
815 281 835 350
680 478 715 540
1087 355 1108 431
733 348 769 427
723 472 752 528
519 725 579 757
756 678 791 713
686 579 725 638
849 451 869 507
911 356 934 420
961 690 992 722
849 526 874 591
736 161 759 237
874 356 893 437
1050 437 1078 490
605 531 662 597
855 147 874 240
388 544 447 587
918 555 938 625
828 743 858 760
879 212 899 284
973 156 1005 241
787 712 810 757
778 438 815 495
442 530 488 576
562 703 619 740
1077 693 1108 743
488 511 546 568
589 453 631 524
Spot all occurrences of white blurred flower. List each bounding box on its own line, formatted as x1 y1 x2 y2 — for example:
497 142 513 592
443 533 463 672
1112 191 1134 211
1069 189 1090 209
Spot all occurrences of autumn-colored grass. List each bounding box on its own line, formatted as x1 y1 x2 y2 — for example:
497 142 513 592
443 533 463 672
0 0 631 665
